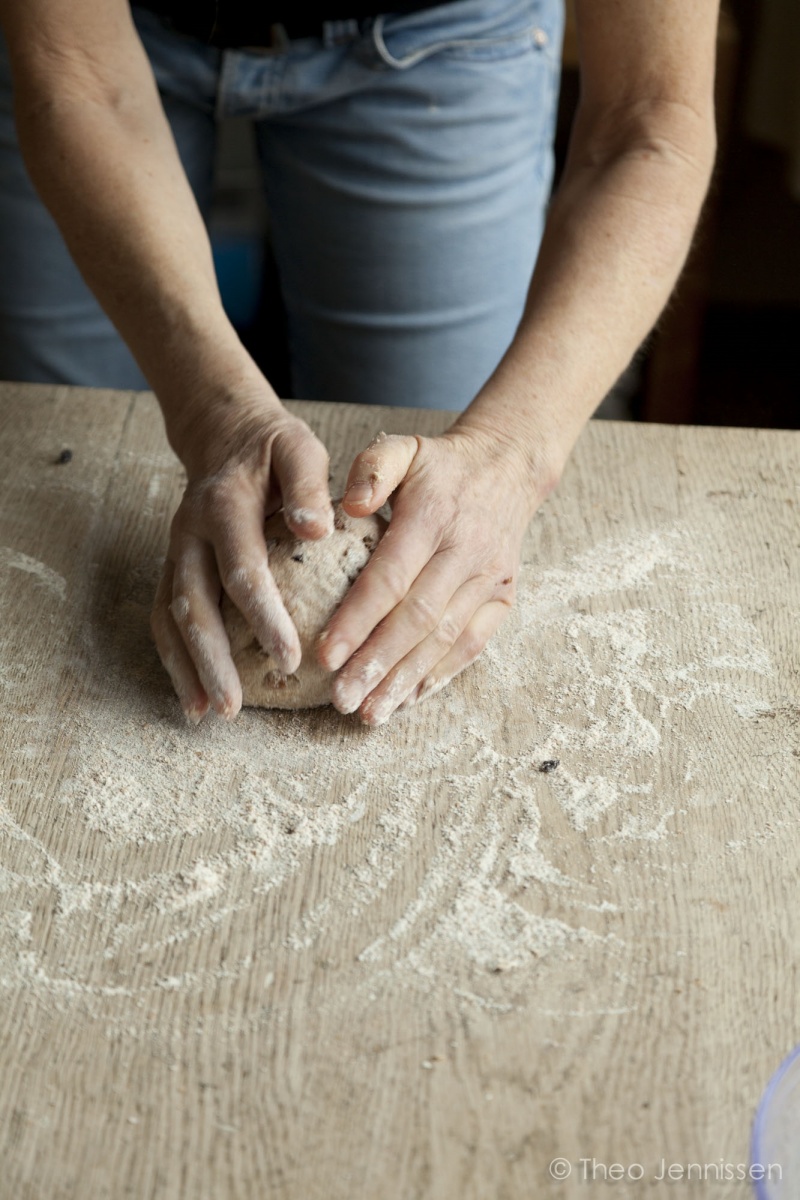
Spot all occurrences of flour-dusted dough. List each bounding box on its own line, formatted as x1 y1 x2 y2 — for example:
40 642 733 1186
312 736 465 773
221 503 387 709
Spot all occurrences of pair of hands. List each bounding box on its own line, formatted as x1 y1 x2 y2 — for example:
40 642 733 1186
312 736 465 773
151 395 542 727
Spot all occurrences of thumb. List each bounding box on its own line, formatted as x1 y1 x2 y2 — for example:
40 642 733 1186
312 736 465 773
342 432 420 515
271 421 334 539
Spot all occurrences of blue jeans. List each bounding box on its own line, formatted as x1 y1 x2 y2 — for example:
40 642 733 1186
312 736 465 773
0 0 562 409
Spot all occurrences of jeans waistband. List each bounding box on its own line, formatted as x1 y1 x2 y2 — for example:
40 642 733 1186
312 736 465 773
132 1 448 49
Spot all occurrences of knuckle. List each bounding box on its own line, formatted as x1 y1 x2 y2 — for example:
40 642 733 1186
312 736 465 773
405 590 440 631
219 562 260 606
307 428 330 463
460 627 488 664
218 561 245 594
472 568 499 596
436 611 462 646
372 555 410 606
169 593 193 633
202 477 242 525
280 416 327 456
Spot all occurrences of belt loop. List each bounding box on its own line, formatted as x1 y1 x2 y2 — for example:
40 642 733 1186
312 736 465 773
269 22 290 50
323 17 361 47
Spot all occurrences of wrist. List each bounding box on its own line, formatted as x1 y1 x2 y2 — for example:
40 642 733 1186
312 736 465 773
448 402 565 515
159 367 286 479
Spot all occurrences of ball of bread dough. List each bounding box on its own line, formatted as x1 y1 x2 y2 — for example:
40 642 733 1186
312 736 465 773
221 503 386 709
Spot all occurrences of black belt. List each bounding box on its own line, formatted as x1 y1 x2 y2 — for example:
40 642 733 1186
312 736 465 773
134 0 441 48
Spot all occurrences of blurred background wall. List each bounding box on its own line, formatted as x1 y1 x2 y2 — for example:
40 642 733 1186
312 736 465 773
693 0 800 430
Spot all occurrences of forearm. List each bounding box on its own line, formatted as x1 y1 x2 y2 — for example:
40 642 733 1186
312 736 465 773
9 46 273 461
455 104 716 495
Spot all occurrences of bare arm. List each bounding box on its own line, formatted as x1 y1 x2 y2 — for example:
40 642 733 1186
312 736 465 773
323 0 720 723
454 0 720 478
1 0 333 720
1 0 268 448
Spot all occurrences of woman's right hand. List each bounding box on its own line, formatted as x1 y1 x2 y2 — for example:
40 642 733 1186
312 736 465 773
150 393 333 723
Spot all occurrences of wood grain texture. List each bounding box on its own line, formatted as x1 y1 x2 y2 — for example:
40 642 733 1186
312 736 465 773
1 382 799 1200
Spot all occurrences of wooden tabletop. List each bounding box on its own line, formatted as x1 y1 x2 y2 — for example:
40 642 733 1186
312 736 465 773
1 382 799 1199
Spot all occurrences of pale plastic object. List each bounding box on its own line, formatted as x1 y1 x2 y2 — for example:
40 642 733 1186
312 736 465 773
751 1044 800 1198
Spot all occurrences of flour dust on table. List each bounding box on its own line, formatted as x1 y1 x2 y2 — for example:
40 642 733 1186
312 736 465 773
0 520 784 1030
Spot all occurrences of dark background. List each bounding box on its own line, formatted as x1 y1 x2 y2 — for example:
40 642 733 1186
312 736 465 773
659 0 800 430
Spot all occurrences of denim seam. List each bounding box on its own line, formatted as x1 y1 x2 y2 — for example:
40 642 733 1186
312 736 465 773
371 13 541 71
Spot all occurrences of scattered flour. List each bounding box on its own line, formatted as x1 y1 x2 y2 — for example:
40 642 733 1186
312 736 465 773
0 545 67 600
0 521 784 1019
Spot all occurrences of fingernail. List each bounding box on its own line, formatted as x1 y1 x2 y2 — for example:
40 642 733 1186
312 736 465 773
325 641 349 672
397 687 420 712
363 667 413 725
345 482 373 506
364 697 393 726
334 657 386 714
268 634 301 675
179 684 208 725
277 650 302 675
417 674 448 705
285 505 334 537
333 678 365 715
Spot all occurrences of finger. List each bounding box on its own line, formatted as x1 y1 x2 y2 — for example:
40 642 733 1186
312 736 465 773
151 561 210 723
170 537 243 719
358 574 492 726
342 432 419 515
396 600 509 715
330 550 472 715
271 423 334 539
208 499 302 675
317 506 439 674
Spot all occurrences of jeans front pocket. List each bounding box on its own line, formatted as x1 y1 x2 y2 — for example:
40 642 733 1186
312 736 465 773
369 0 563 70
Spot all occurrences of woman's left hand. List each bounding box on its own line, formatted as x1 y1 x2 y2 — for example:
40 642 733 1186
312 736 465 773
317 426 552 725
